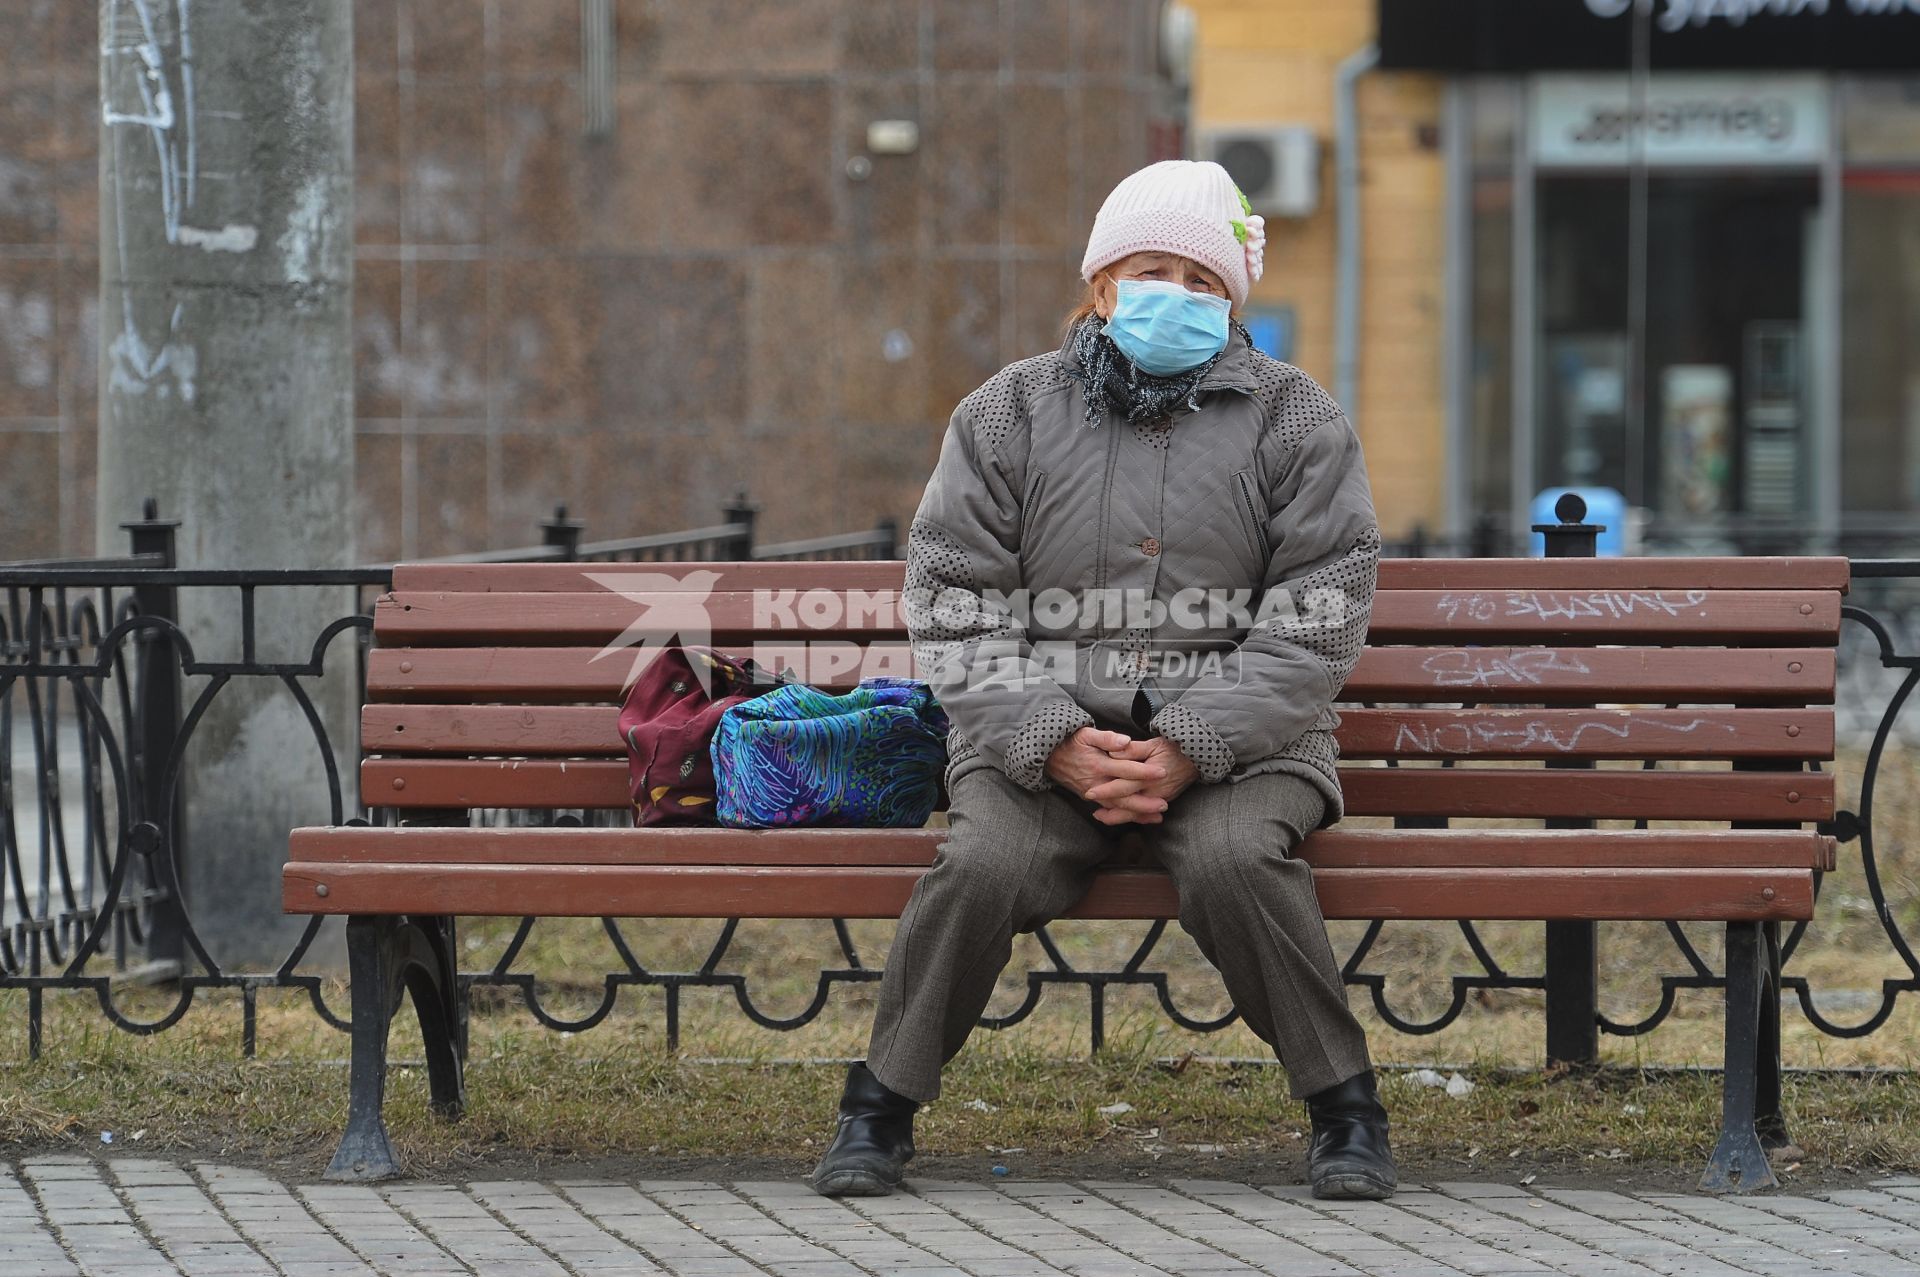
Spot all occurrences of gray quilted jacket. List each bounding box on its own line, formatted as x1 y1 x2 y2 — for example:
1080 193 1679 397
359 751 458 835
906 324 1380 826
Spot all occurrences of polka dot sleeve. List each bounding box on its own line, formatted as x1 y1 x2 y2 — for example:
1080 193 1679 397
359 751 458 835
1148 700 1236 784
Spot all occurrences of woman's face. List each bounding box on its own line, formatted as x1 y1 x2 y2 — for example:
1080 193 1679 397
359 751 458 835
1093 252 1228 320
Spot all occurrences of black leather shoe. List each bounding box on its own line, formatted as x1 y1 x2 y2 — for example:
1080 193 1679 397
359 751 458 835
1306 1069 1398 1200
809 1061 919 1197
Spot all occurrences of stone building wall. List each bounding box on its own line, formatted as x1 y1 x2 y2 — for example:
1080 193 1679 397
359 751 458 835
0 0 1172 560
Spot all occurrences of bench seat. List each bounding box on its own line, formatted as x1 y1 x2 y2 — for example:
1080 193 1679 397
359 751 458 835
286 551 1848 1192
288 826 1832 921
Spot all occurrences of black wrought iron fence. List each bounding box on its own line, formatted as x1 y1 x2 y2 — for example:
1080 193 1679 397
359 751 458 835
6 506 1917 1065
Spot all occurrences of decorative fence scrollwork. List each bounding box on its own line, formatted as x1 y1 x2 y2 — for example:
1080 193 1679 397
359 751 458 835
6 532 1918 1062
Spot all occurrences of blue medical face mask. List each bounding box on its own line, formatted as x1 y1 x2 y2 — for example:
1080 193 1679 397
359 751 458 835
1102 278 1232 376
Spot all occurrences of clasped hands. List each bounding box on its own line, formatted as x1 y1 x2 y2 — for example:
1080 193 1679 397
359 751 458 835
1044 726 1199 826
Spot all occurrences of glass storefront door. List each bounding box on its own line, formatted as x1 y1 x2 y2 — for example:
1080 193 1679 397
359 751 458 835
1535 172 1821 521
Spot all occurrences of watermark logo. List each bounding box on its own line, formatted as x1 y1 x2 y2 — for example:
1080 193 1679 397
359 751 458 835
586 579 1350 695
585 569 721 692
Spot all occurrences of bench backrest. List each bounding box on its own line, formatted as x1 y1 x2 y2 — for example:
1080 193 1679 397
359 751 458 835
361 557 1847 833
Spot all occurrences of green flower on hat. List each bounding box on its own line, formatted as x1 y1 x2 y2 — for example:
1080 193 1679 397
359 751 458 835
1228 184 1254 244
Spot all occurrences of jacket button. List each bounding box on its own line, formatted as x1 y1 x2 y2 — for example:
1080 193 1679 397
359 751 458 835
680 754 699 778
1140 537 1161 557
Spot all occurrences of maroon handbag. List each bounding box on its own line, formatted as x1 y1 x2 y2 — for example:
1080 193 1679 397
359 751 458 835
617 647 787 826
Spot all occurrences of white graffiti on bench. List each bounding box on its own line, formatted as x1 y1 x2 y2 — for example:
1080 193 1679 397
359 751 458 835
1392 714 1739 755
1433 590 1712 624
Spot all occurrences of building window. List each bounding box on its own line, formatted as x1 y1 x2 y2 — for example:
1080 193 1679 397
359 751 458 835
1841 78 1920 521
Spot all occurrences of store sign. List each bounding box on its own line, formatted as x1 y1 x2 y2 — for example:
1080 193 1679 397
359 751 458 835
1378 0 1920 71
1532 75 1829 166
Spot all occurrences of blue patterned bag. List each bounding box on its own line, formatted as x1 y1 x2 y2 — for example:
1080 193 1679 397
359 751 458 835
712 677 949 829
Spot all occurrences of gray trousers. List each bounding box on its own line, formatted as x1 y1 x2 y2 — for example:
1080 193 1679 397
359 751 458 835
864 766 1372 1102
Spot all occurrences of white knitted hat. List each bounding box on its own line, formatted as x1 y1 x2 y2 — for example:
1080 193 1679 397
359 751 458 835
1081 159 1267 309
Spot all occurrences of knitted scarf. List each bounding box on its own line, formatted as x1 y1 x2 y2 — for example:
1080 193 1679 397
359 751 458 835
1065 317 1249 428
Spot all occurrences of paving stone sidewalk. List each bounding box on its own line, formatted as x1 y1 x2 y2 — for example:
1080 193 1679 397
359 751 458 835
6 1157 1920 1277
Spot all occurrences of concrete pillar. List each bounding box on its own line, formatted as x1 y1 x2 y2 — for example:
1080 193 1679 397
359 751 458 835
97 0 355 969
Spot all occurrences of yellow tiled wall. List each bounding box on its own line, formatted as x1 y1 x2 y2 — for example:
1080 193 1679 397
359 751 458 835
1189 0 1447 537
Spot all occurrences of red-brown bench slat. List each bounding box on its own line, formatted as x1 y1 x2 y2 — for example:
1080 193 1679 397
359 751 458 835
287 826 1836 872
374 587 1841 647
360 704 1831 761
359 757 1836 824
387 556 1850 596
364 645 1838 705
284 861 1816 922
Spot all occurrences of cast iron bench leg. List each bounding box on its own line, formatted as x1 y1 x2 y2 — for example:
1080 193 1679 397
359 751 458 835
326 914 467 1182
1700 920 1778 1193
1753 920 1792 1153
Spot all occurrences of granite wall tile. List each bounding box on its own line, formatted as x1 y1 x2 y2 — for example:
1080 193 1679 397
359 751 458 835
588 258 668 424
0 257 57 418
51 0 95 78
412 430 491 557
654 0 841 77
660 82 835 250
62 409 95 555
355 71 403 244
580 425 697 536
411 259 489 418
0 429 59 559
798 416 945 532
591 253 756 428
750 85 837 247
496 429 595 546
355 0 401 79
1075 84 1146 233
928 81 1001 248
353 258 403 420
51 72 96 249
1005 85 1072 250
929 257 1001 420
491 256 595 422
1 0 65 83
494 0 581 77
591 256 750 428
488 78 585 248
932 0 1000 72
56 253 98 426
842 0 920 73
733 420 848 533
354 431 404 564
406 81 489 244
1071 0 1140 75
613 0 662 78
0 83 58 244
583 83 668 251
1008 0 1071 73
838 82 921 249
746 253 838 429
1012 255 1084 363
409 0 487 78
836 254 925 427
655 258 750 426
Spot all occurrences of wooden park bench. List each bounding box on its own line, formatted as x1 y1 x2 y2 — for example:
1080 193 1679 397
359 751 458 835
285 547 1846 1192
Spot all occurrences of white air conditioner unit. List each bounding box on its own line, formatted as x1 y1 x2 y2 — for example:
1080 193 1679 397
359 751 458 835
1199 126 1320 219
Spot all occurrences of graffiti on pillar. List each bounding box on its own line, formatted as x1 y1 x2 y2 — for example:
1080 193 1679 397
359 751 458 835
100 0 238 405
102 0 258 254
